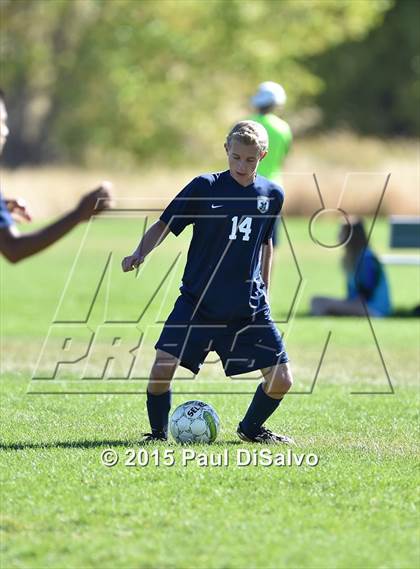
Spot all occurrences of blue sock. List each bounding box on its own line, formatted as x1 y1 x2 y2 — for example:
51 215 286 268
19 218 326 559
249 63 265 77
146 390 172 438
240 383 282 438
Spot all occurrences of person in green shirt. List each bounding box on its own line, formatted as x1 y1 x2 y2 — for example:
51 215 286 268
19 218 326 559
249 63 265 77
249 82 292 245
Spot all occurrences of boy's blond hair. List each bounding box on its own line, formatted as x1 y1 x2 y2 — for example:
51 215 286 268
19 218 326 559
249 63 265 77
226 120 269 154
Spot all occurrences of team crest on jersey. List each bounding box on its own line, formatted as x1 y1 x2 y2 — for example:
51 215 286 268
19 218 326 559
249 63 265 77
257 196 269 213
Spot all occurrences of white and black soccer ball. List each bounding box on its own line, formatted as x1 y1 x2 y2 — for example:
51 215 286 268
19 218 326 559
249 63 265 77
170 400 220 444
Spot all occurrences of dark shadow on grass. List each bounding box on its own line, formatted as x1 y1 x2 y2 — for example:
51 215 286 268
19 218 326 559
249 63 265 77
212 440 243 446
0 438 244 451
390 306 420 318
0 439 137 451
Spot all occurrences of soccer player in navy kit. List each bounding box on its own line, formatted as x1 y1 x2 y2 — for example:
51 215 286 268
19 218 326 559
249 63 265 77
122 121 294 444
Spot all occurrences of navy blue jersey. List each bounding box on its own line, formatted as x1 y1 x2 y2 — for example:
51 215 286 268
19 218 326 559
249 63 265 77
160 170 284 322
0 194 13 229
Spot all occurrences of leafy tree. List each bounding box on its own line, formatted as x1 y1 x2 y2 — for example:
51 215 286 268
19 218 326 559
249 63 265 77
1 0 390 166
311 0 420 136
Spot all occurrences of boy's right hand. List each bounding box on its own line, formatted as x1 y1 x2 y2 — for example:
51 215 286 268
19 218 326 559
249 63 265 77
121 252 144 272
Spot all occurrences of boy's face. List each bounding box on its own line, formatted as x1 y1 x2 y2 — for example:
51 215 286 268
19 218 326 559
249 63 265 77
225 140 266 187
0 100 9 155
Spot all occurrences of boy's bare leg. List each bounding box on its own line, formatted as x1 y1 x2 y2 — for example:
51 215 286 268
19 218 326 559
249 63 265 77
143 349 179 441
148 349 179 394
261 362 293 399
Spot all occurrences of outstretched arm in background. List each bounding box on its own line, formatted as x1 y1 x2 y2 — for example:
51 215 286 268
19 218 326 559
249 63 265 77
0 184 112 264
121 219 170 272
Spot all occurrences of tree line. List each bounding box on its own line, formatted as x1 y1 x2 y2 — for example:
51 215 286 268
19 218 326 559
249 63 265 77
1 0 416 167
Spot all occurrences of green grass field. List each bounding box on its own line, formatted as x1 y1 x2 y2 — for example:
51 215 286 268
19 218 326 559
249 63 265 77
1 216 419 569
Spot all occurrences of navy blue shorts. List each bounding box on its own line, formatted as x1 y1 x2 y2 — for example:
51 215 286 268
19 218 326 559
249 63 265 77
155 295 288 376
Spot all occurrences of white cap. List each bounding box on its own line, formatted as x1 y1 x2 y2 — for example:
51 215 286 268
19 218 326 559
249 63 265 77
251 81 287 108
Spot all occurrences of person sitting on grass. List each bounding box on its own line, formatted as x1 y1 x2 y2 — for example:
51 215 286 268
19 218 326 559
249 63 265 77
122 120 295 445
0 89 112 263
310 217 391 317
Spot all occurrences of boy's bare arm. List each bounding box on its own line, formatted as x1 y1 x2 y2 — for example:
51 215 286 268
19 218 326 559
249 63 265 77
121 219 170 272
0 185 112 264
261 239 273 294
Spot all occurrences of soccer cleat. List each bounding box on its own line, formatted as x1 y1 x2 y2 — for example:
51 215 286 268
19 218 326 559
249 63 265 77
140 432 168 444
237 424 295 445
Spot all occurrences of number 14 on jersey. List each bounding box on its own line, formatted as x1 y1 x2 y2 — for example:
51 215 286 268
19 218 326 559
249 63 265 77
228 216 252 242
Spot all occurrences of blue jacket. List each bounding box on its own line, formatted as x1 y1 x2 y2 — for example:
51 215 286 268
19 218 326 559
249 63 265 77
346 248 391 316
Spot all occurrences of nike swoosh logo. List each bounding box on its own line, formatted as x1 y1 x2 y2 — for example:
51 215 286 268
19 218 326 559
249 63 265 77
211 204 223 209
